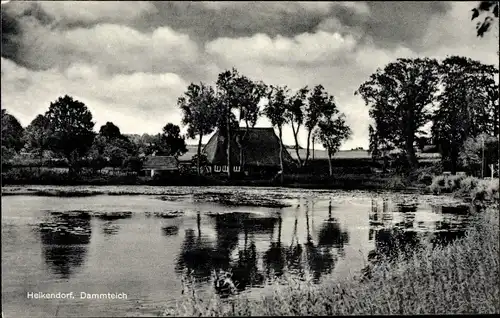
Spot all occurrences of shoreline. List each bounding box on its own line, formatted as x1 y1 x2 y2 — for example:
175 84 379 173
0 183 428 197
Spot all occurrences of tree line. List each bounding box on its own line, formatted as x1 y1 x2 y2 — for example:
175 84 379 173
2 54 498 178
178 68 351 179
1 68 352 179
357 55 498 175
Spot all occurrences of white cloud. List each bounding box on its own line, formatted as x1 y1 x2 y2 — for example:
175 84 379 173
17 20 200 74
1 58 188 135
206 31 357 66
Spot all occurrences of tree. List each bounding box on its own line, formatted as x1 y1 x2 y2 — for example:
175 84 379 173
234 77 267 173
432 56 498 174
122 156 144 174
1 109 25 153
149 123 187 158
356 58 440 169
471 1 499 37
24 114 51 167
303 85 338 167
315 116 352 177
264 85 289 184
286 86 309 166
179 82 218 176
104 141 129 170
471 1 499 173
44 95 96 174
215 68 246 179
459 133 499 177
99 122 122 140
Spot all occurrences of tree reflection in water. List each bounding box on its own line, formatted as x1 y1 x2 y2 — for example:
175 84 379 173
39 212 91 279
363 199 469 280
263 214 286 277
176 211 272 293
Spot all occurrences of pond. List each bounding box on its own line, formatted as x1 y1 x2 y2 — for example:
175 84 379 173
1 185 474 317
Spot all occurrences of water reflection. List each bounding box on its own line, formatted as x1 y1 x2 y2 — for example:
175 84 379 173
176 212 269 290
39 212 91 279
175 213 218 278
263 215 286 277
161 226 179 236
101 221 121 236
2 190 479 317
363 198 471 280
304 202 339 281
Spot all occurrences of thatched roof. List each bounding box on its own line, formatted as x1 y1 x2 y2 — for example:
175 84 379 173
203 127 295 168
143 156 179 170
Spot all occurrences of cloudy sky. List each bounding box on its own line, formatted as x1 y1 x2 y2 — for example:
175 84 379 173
1 1 498 149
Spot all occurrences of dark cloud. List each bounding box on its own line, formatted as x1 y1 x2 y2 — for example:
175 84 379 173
331 1 453 50
140 1 330 43
1 9 22 61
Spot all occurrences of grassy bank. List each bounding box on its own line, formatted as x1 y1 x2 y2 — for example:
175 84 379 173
1 167 429 192
165 206 499 316
429 175 499 203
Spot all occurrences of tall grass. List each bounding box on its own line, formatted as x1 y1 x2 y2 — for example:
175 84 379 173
429 175 499 202
164 206 499 316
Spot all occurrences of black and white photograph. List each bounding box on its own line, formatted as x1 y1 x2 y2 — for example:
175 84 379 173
1 1 499 317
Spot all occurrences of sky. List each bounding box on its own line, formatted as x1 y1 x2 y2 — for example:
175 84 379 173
1 1 498 150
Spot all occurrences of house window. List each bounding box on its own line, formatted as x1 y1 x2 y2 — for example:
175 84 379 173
222 165 228 172
214 165 221 172
233 166 240 172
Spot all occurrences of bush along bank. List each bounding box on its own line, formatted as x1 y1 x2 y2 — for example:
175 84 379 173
2 166 433 192
429 174 499 203
164 206 499 316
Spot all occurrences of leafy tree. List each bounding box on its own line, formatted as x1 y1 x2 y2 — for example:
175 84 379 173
104 141 129 169
303 85 338 167
356 58 440 169
149 123 187 158
471 1 499 37
234 77 267 172
215 68 247 178
24 114 51 168
122 156 144 174
432 56 498 174
99 122 122 140
285 86 309 166
1 109 25 153
44 95 96 174
459 134 499 177
471 1 500 173
1 146 17 168
190 153 209 173
316 115 352 177
179 82 218 176
264 85 289 184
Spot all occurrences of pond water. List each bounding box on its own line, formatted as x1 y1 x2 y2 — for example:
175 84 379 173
1 186 474 317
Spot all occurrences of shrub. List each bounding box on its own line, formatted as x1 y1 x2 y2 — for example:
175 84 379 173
386 174 407 190
429 174 466 194
471 179 499 203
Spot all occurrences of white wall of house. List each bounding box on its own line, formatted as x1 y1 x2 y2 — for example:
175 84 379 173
212 165 240 173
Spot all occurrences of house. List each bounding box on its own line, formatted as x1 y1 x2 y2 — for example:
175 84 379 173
142 155 179 177
202 127 296 177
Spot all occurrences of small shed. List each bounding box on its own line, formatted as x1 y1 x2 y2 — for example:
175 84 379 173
142 156 179 177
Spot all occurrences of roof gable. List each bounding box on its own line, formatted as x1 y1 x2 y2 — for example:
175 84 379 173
203 127 295 167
